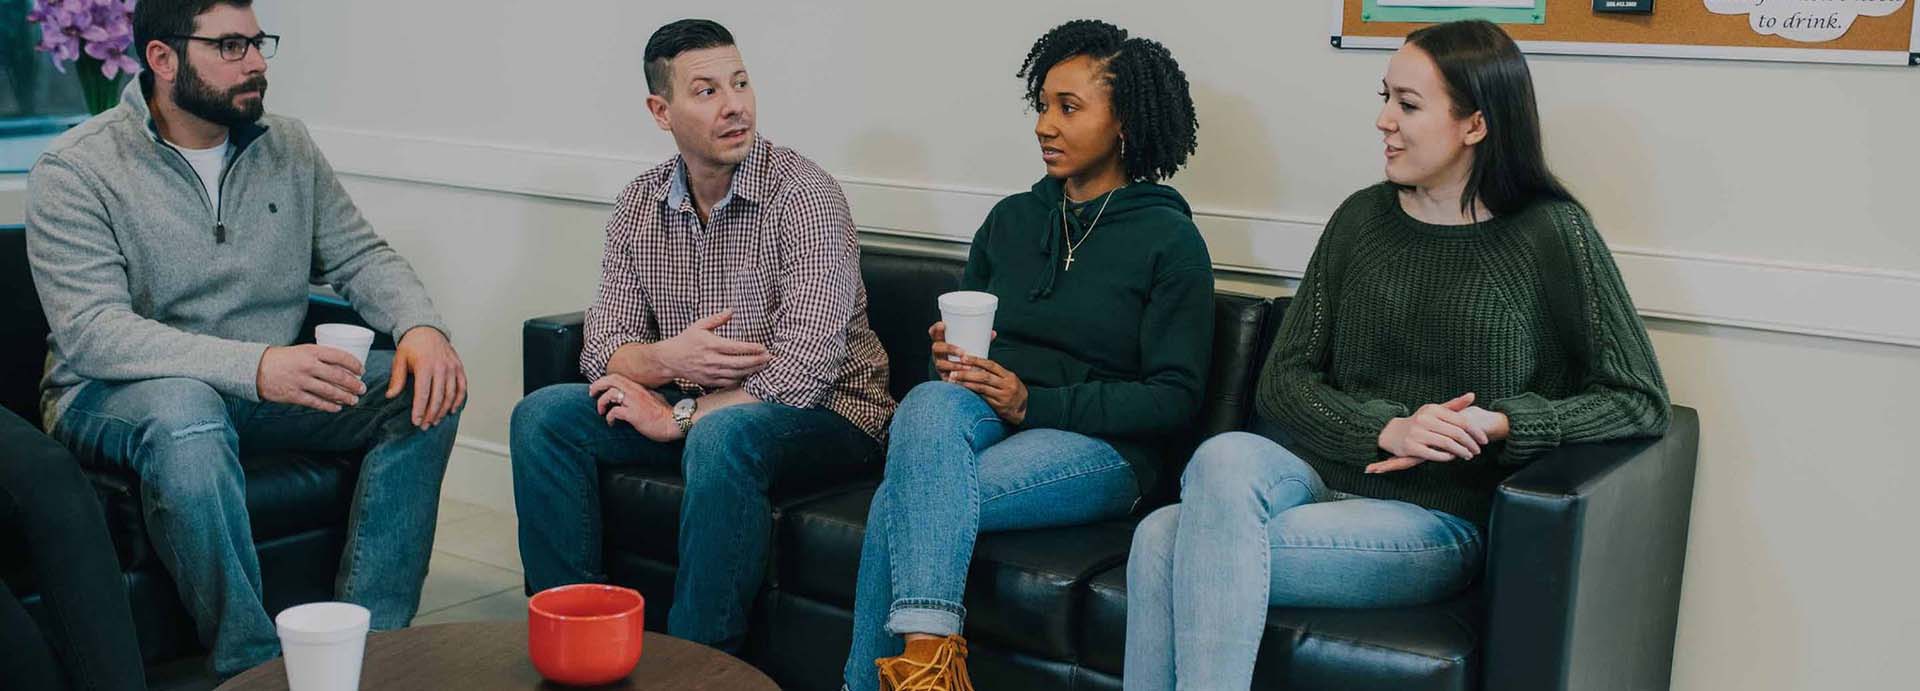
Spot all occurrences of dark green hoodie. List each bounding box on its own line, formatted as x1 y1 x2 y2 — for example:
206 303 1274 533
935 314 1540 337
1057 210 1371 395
958 176 1215 495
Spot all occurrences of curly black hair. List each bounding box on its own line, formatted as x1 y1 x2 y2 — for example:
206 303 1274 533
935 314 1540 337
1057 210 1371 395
1018 20 1198 183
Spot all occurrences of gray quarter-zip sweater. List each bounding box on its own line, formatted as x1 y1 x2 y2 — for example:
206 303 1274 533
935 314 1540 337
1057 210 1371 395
25 80 446 430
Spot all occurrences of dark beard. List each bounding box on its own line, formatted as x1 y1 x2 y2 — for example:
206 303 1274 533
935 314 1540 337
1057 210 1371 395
174 59 268 127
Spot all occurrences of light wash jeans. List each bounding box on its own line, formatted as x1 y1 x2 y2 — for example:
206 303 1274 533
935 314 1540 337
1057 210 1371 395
1124 431 1483 691
842 382 1141 691
510 383 876 654
51 350 457 677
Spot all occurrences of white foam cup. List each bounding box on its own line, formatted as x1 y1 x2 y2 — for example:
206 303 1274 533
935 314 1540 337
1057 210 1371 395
937 291 998 362
275 602 370 691
314 324 375 368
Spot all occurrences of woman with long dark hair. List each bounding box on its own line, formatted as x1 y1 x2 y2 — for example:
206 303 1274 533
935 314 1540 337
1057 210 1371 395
842 19 1213 691
1122 21 1670 689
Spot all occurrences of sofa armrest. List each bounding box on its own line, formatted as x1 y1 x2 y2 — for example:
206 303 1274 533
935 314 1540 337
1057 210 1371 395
523 311 587 394
1482 406 1700 691
298 292 395 351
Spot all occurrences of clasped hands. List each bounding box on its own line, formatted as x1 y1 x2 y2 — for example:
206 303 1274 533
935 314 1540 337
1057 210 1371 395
592 310 771 442
1368 393 1510 474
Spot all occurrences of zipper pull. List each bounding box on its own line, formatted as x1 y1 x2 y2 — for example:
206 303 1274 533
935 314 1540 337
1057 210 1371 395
215 223 226 244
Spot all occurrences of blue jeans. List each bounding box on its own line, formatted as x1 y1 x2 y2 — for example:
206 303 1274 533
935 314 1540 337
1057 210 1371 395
510 383 876 653
842 382 1140 691
50 350 457 678
1124 432 1483 691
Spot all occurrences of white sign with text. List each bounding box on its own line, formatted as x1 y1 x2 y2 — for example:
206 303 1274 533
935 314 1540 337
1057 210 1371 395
1704 0 1908 43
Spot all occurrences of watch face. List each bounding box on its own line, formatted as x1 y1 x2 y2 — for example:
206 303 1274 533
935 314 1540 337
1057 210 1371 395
673 398 696 431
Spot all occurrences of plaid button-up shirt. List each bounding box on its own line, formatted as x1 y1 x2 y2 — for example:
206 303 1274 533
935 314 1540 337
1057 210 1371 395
580 136 895 439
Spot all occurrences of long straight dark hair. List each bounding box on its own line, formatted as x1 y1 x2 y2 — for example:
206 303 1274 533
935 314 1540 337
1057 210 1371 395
1402 20 1575 217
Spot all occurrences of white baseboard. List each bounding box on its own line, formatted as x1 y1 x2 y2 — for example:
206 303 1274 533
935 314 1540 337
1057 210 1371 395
309 126 1920 350
443 437 515 515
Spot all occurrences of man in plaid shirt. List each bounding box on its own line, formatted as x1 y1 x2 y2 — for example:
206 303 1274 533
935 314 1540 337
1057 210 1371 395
509 19 894 653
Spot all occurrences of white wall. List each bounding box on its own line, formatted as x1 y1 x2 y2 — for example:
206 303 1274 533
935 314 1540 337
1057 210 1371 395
241 2 1920 689
259 1 1920 269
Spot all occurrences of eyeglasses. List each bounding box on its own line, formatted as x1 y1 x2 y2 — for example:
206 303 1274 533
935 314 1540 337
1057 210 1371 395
166 33 280 62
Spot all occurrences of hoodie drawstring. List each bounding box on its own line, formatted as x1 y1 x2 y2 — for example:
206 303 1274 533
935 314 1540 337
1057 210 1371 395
1031 203 1066 302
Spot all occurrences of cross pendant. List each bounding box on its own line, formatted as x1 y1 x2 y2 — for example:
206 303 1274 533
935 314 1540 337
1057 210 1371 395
1064 254 1075 272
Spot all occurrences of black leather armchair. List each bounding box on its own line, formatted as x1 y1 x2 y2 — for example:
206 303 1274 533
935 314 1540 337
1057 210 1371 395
520 244 1700 691
0 224 386 670
1483 406 1700 691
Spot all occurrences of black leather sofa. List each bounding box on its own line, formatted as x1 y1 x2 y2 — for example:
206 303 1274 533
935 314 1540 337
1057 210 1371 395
0 223 385 673
527 243 1701 691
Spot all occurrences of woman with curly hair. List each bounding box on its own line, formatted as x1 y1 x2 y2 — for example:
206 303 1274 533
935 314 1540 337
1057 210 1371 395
840 19 1212 691
1123 21 1669 689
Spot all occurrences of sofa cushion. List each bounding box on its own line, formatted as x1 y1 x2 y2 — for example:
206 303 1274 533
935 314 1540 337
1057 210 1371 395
966 636 1113 691
1080 560 1131 675
857 250 964 402
965 521 1134 659
775 484 1133 660
773 483 874 608
1080 564 1481 691
749 590 858 691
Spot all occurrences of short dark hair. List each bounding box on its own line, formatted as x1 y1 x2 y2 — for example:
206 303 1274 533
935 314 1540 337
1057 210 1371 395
1403 20 1575 217
1018 20 1199 183
643 19 736 98
133 0 254 90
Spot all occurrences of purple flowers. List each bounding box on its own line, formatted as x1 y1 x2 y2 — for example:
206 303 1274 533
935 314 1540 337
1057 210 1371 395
27 0 142 79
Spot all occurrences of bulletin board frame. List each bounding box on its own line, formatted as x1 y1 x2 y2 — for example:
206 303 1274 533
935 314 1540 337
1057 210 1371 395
1331 0 1920 66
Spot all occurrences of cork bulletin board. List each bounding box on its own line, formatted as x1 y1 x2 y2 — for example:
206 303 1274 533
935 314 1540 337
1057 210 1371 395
1332 1 1920 66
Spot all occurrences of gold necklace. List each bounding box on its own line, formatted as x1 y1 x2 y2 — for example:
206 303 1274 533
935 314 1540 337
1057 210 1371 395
1061 187 1119 272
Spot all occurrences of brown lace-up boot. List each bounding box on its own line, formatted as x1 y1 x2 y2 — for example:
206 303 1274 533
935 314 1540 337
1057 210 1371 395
874 634 975 691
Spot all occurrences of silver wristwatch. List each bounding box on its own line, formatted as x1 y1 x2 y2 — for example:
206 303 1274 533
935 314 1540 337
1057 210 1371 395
672 397 697 434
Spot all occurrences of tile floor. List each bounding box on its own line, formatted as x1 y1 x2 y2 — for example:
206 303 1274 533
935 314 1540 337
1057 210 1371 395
415 498 529 626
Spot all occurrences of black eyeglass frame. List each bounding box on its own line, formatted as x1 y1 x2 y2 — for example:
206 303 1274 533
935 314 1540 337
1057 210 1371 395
163 33 280 62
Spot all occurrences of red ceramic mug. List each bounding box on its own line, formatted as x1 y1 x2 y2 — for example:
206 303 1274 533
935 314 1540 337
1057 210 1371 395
527 584 646 686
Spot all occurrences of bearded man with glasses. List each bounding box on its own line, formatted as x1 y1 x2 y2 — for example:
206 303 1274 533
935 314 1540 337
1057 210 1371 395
23 0 467 678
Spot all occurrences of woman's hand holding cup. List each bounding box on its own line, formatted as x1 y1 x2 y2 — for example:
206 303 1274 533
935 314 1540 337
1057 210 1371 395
929 321 995 380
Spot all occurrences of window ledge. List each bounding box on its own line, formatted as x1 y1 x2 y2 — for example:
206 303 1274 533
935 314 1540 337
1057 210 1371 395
2 174 25 226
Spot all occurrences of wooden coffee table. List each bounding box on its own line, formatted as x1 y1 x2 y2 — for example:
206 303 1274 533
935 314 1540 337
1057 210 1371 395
215 621 778 690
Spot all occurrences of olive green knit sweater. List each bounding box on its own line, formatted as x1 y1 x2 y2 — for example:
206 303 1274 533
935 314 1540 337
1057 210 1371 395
1255 184 1671 524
